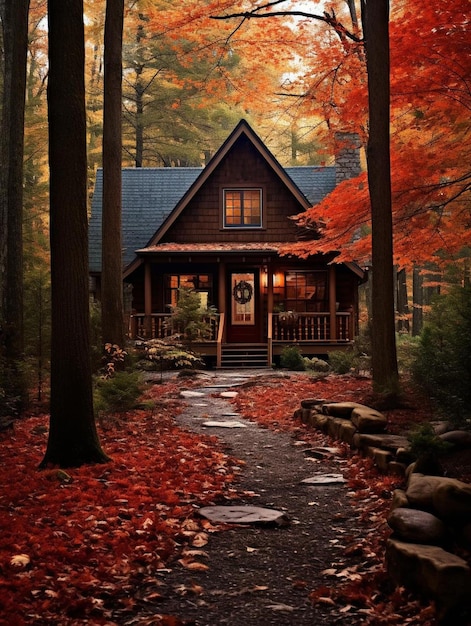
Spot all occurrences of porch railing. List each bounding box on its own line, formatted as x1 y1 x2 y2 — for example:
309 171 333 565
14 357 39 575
129 311 352 342
130 313 218 341
272 312 351 342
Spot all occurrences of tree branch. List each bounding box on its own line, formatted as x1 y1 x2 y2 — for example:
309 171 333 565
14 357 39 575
211 2 363 44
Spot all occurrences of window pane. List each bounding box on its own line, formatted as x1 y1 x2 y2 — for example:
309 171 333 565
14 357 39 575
224 189 261 227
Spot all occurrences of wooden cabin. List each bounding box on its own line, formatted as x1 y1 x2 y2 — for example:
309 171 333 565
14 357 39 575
89 120 366 367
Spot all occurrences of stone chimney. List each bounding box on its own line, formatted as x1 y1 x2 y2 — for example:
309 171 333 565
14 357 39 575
334 132 361 184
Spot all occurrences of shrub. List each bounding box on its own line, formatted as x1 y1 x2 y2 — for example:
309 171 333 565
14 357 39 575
280 345 305 371
94 370 143 414
412 285 471 428
407 422 452 474
138 337 204 371
328 349 355 374
166 287 218 344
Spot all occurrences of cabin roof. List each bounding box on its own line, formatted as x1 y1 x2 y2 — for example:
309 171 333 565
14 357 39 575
88 164 336 273
88 120 338 274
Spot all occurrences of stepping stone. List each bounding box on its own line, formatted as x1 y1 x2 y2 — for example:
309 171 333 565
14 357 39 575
202 420 248 428
180 390 205 398
198 505 289 526
300 473 346 485
220 391 238 398
304 447 341 459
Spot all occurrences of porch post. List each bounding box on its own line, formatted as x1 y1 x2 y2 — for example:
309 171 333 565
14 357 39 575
267 266 273 366
217 261 225 367
267 266 273 313
329 265 337 341
144 261 152 337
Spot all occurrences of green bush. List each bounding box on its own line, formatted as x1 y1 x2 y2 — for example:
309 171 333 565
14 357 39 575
328 349 355 374
280 345 305 371
413 285 471 428
407 422 452 473
138 338 204 371
94 370 143 414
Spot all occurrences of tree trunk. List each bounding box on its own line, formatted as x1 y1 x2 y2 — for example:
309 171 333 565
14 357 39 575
363 0 398 391
0 0 29 405
412 265 423 336
396 268 410 333
41 0 109 468
101 0 125 348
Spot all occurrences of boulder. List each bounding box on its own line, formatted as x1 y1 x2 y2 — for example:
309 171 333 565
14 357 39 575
300 398 326 409
406 473 442 509
351 406 387 433
390 489 409 511
388 508 447 544
440 430 471 448
386 539 471 618
321 401 367 417
432 479 471 521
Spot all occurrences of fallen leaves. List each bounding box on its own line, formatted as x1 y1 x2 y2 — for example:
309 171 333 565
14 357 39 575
0 382 240 625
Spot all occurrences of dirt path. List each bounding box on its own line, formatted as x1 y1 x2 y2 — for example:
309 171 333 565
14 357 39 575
143 371 366 625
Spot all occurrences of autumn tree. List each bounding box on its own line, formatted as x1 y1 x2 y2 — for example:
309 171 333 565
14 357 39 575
212 0 399 391
41 0 108 467
0 0 30 407
101 0 125 348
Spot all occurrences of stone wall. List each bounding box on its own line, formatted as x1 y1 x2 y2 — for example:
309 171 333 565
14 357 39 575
295 399 471 622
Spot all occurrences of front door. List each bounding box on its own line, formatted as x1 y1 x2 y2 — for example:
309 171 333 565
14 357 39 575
226 270 261 343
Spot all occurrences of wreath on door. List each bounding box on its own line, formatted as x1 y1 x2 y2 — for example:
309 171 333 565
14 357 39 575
233 280 253 305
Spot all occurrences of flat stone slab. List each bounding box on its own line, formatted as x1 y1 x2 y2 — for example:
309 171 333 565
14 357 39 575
304 447 341 459
180 390 205 398
202 420 248 428
300 473 346 485
198 505 289 526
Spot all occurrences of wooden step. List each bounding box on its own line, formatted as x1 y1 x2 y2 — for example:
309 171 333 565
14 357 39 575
220 344 269 368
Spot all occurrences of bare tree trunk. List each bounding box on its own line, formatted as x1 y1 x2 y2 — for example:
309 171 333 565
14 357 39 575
0 0 29 406
396 268 410 333
363 0 398 391
101 0 125 348
412 265 423 336
41 0 108 468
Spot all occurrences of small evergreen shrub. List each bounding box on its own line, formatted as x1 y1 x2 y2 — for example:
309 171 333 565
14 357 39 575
407 422 452 473
94 370 143 414
328 349 355 374
412 285 471 428
280 345 305 371
166 287 218 344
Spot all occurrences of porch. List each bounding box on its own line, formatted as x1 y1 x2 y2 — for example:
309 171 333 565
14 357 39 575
129 310 353 367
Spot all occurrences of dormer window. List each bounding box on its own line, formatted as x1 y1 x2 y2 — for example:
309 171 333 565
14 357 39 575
223 188 262 228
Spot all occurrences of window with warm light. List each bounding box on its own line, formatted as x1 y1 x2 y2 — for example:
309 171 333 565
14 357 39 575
284 271 328 312
165 274 212 309
223 189 262 228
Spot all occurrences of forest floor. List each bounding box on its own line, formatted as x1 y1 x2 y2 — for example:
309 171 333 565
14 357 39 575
1 369 470 625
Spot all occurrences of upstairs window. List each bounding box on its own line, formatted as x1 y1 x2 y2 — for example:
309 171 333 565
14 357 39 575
223 189 262 228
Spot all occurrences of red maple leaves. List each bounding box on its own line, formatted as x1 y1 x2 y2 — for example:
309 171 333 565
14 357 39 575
0 382 238 625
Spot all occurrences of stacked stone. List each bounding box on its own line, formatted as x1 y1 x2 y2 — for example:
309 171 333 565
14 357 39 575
295 399 471 621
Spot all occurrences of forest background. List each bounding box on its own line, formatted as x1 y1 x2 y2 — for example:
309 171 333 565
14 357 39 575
0 0 470 431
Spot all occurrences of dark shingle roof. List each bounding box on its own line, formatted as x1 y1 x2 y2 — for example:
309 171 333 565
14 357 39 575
88 165 336 273
89 167 201 272
285 166 336 205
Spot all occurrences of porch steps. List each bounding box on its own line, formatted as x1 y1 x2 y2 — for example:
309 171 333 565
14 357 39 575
220 344 269 368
